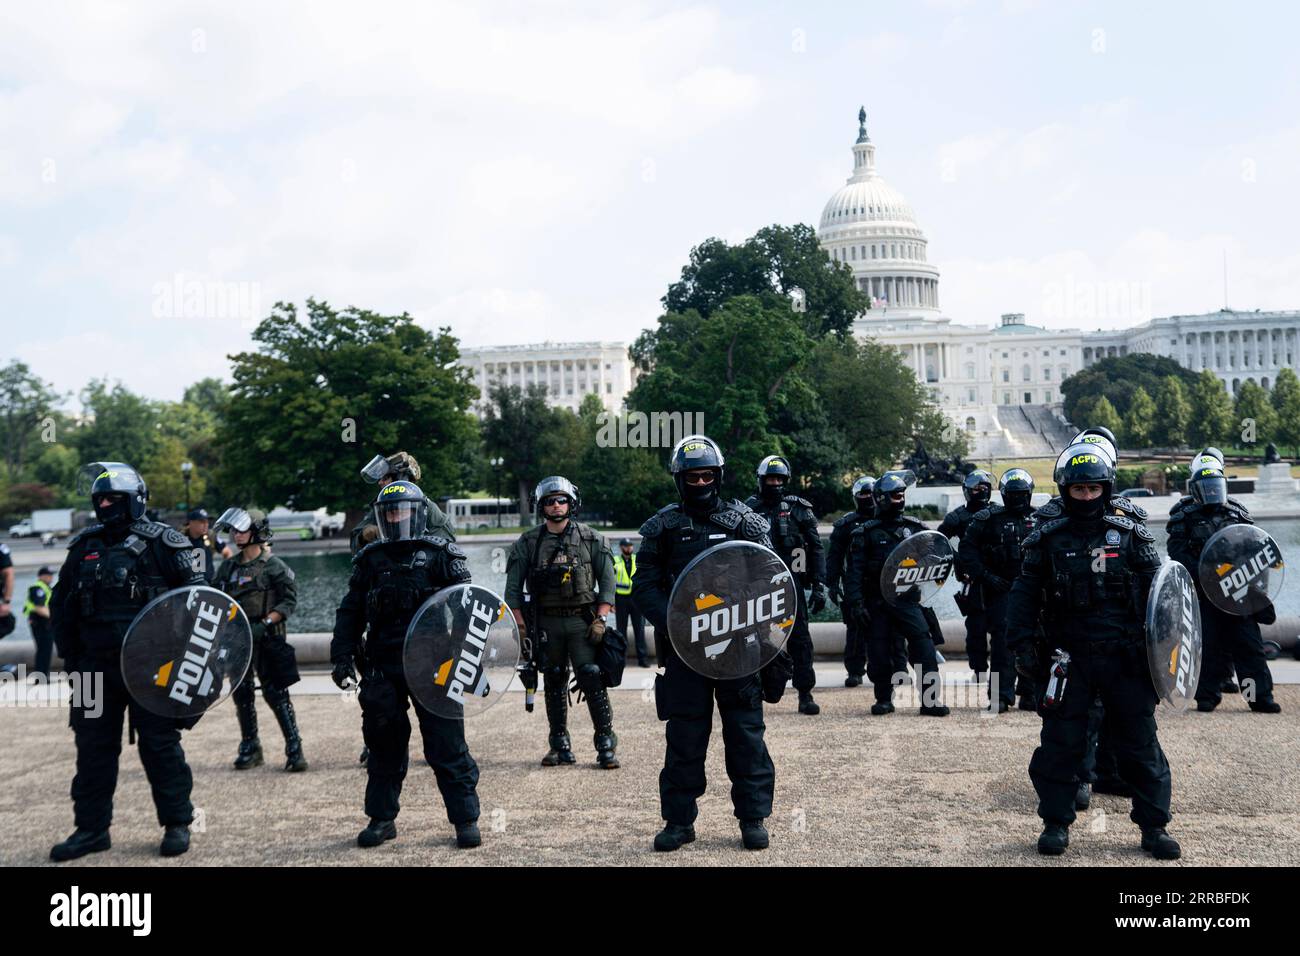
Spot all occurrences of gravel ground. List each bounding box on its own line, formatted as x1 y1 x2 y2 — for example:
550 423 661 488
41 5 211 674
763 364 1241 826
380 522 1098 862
2 682 1296 867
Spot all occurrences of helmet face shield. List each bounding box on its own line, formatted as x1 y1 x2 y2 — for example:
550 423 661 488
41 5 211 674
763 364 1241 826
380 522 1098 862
214 508 252 534
1190 469 1228 506
375 499 429 542
81 461 147 524
360 454 392 484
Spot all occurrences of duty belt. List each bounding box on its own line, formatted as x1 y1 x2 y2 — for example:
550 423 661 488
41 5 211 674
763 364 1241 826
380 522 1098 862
538 606 590 617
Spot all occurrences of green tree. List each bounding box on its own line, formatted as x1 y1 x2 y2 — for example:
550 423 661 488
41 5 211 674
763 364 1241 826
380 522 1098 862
659 224 867 337
1234 380 1277 452
1088 395 1123 438
1152 376 1191 448
1188 370 1235 448
0 482 57 522
1270 366 1300 457
1122 386 1156 449
140 436 206 511
74 380 163 471
0 360 63 481
566 396 676 526
1060 353 1197 424
481 382 572 509
219 299 478 527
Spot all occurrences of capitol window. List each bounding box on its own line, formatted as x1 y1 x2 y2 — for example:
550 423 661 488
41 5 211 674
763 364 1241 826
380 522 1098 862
1022 365 1031 382
1043 367 1051 380
1002 369 1010 383
966 417 976 432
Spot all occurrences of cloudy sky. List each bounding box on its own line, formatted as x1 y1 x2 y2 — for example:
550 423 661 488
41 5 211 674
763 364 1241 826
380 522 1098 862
3 0 1298 402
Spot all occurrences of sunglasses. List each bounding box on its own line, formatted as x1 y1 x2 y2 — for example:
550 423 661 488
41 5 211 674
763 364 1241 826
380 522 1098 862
683 473 715 485
541 496 569 507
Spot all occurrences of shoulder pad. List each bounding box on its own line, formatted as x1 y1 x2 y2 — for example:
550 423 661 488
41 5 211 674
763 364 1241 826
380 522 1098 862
638 514 661 538
1134 523 1154 542
1022 529 1043 548
1034 499 1064 519
710 508 742 530
1102 514 1135 532
1225 499 1252 521
784 495 814 510
899 515 926 529
418 534 465 558
741 510 769 539
743 495 760 508
129 518 168 539
1037 517 1071 536
353 540 385 565
68 524 105 548
1111 497 1149 520
972 507 993 522
1166 511 1185 527
858 518 883 533
832 512 856 528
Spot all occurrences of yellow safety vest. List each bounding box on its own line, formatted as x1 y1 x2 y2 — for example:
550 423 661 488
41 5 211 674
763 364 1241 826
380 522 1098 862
613 553 636 596
23 578 53 617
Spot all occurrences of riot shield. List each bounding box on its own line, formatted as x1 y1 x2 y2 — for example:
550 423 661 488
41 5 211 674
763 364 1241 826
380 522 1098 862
121 586 253 719
666 541 796 679
1145 560 1202 712
403 584 520 719
879 530 955 607
1197 524 1285 616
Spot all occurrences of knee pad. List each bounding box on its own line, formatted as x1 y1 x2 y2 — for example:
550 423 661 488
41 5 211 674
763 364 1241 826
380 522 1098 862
575 663 603 694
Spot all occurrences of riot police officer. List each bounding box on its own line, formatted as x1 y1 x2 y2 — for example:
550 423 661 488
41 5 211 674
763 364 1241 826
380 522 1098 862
213 508 306 771
1167 465 1280 714
350 451 456 553
959 469 1035 712
48 462 205 861
504 476 619 769
331 480 482 849
939 470 993 680
632 435 780 852
1006 449 1180 859
745 455 826 715
844 471 949 717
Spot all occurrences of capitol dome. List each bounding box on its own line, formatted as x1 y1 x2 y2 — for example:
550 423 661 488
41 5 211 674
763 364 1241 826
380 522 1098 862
818 107 940 314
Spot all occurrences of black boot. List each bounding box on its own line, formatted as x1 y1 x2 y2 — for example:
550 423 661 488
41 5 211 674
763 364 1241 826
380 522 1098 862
160 825 190 858
50 828 111 862
653 823 695 852
1141 827 1182 860
541 675 575 766
871 700 895 716
268 692 309 772
357 818 396 848
1249 699 1281 714
740 819 769 850
1075 781 1092 810
232 693 262 770
844 674 863 687
579 664 619 768
798 690 820 715
456 822 482 849
1037 823 1069 855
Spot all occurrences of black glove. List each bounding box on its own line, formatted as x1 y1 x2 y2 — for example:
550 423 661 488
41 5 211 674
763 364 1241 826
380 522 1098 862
1013 642 1038 680
828 584 842 608
760 650 794 704
331 659 358 690
983 573 1012 594
850 602 870 628
1253 604 1277 626
808 583 827 615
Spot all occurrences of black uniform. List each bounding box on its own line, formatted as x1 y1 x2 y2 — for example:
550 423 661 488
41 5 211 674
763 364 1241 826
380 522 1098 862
938 504 988 673
49 519 205 833
632 500 776 827
332 535 480 826
1006 512 1170 829
744 492 824 694
827 511 908 680
959 504 1036 707
1166 498 1276 709
844 513 942 707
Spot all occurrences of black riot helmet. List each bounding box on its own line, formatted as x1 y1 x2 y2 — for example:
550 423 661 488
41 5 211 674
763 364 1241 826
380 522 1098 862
756 455 792 503
1070 427 1119 464
215 507 273 544
532 475 580 522
1188 465 1228 507
1056 445 1115 519
873 470 912 518
962 469 993 508
998 468 1035 513
851 475 876 516
373 480 430 543
670 435 725 512
1189 447 1225 474
80 462 148 528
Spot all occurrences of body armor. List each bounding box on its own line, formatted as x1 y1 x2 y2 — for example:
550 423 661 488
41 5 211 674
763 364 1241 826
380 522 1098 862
526 523 599 611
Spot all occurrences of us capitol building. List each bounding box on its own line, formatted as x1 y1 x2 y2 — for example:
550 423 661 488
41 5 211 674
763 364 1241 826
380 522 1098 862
462 107 1299 458
818 107 1300 457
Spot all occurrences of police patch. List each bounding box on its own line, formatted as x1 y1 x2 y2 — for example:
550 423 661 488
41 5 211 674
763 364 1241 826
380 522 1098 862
1105 529 1121 546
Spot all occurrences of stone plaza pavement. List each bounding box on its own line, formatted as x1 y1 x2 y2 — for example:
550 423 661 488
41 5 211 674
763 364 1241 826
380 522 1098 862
2 664 1297 867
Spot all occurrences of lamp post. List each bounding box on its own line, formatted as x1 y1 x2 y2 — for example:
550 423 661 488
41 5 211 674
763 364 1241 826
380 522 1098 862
181 461 193 514
490 457 504 528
